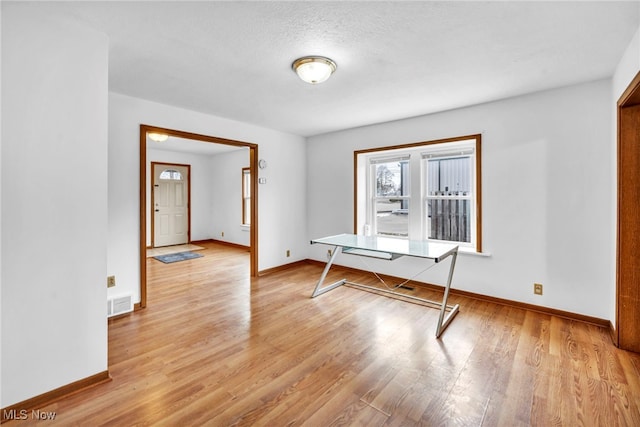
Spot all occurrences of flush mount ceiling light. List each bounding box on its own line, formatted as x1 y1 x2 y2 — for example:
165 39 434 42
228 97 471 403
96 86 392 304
292 56 337 84
148 132 169 142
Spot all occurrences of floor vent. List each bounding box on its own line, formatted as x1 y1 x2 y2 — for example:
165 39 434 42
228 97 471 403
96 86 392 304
108 294 133 317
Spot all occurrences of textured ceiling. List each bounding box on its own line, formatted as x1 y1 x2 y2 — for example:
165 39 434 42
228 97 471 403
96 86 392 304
17 1 640 137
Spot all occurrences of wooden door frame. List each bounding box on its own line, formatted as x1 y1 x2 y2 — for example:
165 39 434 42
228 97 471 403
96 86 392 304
151 162 192 248
139 124 259 309
615 70 640 349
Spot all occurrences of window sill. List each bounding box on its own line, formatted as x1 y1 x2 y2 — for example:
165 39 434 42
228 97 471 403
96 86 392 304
458 247 491 257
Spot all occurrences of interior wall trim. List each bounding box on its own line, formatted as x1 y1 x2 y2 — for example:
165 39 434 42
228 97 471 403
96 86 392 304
303 259 610 329
258 260 309 277
615 70 640 352
0 371 111 422
609 321 617 345
205 239 250 251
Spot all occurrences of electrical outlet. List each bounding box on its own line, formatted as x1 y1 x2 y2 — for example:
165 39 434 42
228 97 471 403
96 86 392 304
107 276 116 288
327 249 333 259
221 231 224 237
286 249 290 257
534 283 543 295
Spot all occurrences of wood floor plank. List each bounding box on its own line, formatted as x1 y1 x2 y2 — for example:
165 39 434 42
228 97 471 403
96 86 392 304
4 241 640 426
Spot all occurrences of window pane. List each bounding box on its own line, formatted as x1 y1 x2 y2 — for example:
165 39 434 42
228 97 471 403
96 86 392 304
426 155 472 243
427 199 471 242
242 168 251 225
376 199 408 237
159 169 182 180
375 160 409 197
427 157 471 195
243 171 251 197
243 199 251 225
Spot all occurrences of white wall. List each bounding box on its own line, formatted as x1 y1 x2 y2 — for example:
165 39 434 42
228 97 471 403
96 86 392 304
614 27 640 99
1 5 109 407
147 149 217 245
108 93 307 303
308 79 613 320
210 149 251 247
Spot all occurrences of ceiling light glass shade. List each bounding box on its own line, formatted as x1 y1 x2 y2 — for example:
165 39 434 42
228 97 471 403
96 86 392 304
292 56 337 84
148 132 169 142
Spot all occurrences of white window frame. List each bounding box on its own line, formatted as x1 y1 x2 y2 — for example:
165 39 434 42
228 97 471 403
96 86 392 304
355 135 482 252
242 167 251 226
367 155 411 237
422 145 476 248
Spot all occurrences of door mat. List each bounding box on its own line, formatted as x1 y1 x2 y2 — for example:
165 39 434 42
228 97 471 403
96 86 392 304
146 244 204 258
153 251 203 264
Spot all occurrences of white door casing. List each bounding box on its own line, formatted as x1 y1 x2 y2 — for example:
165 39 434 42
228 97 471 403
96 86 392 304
153 163 189 247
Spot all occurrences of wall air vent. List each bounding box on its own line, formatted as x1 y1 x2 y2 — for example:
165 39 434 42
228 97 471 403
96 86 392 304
107 294 133 317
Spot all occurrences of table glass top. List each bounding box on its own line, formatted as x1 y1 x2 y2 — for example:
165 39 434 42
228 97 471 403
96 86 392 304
311 233 458 260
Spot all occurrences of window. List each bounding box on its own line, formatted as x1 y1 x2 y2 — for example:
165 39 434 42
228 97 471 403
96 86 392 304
159 169 183 180
242 167 251 226
355 135 481 252
425 151 473 243
372 156 410 237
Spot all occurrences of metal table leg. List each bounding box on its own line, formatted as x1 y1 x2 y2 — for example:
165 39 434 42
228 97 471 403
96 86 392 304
310 243 459 338
435 251 459 338
311 246 346 297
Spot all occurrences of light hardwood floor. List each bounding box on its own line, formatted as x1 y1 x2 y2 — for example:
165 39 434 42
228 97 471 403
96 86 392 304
6 241 640 426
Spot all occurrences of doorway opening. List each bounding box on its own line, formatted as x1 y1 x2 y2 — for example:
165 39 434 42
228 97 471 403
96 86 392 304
139 124 258 309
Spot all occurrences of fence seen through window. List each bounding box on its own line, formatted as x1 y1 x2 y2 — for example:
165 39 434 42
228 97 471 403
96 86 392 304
357 135 480 251
426 157 471 242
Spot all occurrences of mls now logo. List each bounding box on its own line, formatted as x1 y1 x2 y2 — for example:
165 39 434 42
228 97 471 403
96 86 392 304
3 409 57 420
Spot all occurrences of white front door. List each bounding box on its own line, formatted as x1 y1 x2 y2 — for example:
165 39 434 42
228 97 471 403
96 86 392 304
153 163 189 247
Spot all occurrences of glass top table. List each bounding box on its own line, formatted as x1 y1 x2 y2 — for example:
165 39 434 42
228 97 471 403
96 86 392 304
311 233 459 262
310 233 460 338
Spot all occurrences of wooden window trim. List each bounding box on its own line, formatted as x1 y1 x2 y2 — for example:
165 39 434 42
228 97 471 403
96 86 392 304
354 134 482 252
